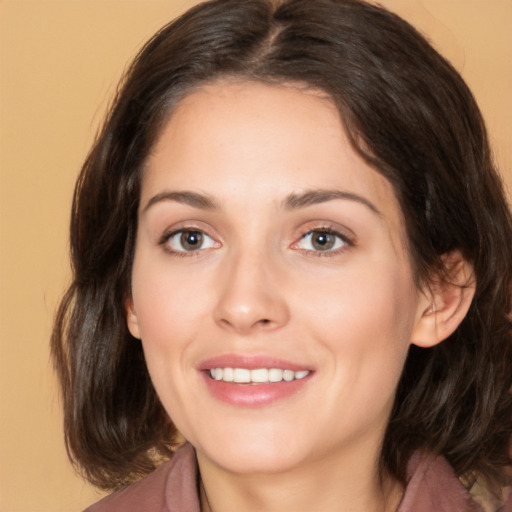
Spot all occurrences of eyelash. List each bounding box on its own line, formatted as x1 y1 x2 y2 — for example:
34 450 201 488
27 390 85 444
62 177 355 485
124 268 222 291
159 227 219 257
158 225 354 258
293 226 354 257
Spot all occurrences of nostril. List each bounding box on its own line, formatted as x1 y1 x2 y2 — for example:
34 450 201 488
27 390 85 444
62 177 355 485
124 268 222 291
255 319 274 329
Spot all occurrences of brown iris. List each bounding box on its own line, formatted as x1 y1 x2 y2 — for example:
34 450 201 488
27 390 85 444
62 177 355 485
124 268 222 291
311 232 336 251
180 231 203 251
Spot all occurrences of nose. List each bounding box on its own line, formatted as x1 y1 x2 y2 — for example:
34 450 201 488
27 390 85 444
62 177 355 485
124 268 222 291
213 250 290 335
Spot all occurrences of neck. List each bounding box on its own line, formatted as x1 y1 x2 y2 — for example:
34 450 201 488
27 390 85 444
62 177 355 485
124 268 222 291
197 446 403 512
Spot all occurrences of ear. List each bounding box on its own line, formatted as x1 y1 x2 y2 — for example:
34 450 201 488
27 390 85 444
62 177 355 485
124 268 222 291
411 251 475 348
125 296 141 339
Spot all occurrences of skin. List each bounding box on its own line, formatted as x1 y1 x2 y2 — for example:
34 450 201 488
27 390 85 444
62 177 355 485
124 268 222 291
126 81 473 511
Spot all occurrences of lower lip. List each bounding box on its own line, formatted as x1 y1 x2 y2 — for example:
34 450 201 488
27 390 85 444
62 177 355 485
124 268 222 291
201 372 312 407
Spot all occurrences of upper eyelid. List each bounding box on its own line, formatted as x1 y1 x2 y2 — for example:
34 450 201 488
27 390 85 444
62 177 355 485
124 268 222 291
296 222 356 243
290 225 356 255
295 229 352 246
160 228 220 256
169 229 214 242
157 222 217 243
299 226 349 238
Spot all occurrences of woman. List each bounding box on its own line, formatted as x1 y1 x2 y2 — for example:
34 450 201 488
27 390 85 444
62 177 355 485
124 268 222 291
51 0 512 510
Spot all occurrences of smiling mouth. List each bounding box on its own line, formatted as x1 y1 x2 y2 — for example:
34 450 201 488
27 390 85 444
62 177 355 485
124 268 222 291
209 367 311 384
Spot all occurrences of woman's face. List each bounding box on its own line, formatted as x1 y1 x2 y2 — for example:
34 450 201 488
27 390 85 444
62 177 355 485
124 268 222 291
127 81 429 476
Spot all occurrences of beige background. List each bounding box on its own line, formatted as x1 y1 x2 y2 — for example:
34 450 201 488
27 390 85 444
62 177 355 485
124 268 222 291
0 1 510 511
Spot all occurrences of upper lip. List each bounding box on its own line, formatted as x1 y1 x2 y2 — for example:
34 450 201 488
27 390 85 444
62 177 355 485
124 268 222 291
198 354 312 372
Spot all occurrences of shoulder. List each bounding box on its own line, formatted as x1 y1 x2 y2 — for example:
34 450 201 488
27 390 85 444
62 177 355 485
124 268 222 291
501 488 512 512
468 476 512 512
84 443 199 512
84 462 172 512
398 451 483 512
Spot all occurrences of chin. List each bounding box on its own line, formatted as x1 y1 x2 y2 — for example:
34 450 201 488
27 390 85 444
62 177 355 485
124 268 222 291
192 421 310 475
206 446 304 476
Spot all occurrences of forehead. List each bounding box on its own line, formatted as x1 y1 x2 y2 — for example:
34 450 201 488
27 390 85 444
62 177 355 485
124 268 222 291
142 80 406 243
148 80 343 174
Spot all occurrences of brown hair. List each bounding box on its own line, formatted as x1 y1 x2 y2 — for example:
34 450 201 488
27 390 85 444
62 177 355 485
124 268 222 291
52 0 512 494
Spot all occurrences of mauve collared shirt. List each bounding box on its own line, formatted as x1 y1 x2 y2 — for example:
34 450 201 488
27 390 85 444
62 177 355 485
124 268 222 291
86 443 508 512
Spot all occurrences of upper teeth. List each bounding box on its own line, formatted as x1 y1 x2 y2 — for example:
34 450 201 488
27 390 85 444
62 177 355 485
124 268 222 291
209 368 310 383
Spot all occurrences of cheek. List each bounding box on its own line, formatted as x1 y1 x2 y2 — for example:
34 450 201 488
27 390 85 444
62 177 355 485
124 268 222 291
299 256 417 335
130 259 210 426
295 258 418 388
131 252 207 343
129 256 212 407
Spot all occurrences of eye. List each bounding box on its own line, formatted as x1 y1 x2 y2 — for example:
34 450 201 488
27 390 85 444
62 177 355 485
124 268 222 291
164 229 218 253
295 229 348 252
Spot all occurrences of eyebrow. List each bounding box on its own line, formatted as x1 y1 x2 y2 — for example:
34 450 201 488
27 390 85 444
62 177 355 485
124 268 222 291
283 189 381 216
142 188 381 216
142 191 219 213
